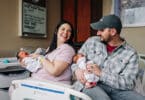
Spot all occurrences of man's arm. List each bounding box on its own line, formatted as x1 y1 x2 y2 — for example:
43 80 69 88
100 54 139 90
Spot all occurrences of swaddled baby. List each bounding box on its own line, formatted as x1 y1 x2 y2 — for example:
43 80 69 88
73 53 99 88
16 50 43 72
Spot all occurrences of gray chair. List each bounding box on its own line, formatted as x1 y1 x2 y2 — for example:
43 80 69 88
134 54 145 96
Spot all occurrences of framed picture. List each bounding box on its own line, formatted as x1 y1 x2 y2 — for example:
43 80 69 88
112 0 145 27
18 0 47 38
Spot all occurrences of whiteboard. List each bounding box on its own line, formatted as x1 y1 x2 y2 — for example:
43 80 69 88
18 0 47 38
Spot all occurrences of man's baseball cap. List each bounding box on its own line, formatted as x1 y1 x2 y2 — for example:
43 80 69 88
90 14 122 33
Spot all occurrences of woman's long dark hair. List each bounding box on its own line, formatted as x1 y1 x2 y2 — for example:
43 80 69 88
46 20 75 54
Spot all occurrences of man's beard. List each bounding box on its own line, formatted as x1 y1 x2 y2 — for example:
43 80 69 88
99 36 107 44
99 36 110 45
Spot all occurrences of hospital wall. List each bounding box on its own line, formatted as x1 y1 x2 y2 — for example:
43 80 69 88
0 0 145 57
0 0 61 57
104 0 145 54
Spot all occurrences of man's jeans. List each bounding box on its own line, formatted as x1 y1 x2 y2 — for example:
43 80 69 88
82 83 145 100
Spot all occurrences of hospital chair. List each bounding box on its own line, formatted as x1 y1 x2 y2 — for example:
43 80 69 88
134 54 145 96
11 78 92 100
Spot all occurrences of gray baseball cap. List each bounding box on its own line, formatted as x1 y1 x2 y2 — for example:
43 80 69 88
90 14 122 33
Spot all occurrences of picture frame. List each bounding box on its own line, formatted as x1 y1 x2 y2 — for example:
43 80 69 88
112 0 145 27
18 0 47 38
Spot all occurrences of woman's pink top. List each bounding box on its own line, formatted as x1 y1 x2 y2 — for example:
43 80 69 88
31 44 75 85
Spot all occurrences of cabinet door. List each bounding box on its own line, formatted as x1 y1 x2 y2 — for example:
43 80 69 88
77 0 90 42
61 0 102 43
61 0 75 28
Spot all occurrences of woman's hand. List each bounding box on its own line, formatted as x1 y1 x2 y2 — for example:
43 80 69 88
19 60 26 68
75 68 86 84
29 53 40 58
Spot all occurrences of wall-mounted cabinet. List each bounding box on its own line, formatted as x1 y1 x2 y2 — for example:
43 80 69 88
61 0 102 45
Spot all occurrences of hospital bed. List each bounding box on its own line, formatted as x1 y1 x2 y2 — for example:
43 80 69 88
0 57 30 88
11 78 92 100
0 57 30 100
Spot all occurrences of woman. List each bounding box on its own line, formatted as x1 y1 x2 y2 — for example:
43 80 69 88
30 20 76 85
9 20 76 98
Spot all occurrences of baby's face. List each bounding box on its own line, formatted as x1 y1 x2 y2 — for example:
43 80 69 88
77 54 84 58
18 51 29 59
73 54 84 63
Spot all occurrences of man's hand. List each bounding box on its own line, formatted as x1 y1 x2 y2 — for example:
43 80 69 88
87 63 101 76
75 68 86 84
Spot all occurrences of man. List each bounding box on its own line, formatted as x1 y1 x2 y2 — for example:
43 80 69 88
71 14 145 100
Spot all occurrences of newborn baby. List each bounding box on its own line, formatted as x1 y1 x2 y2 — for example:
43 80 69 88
73 53 99 88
